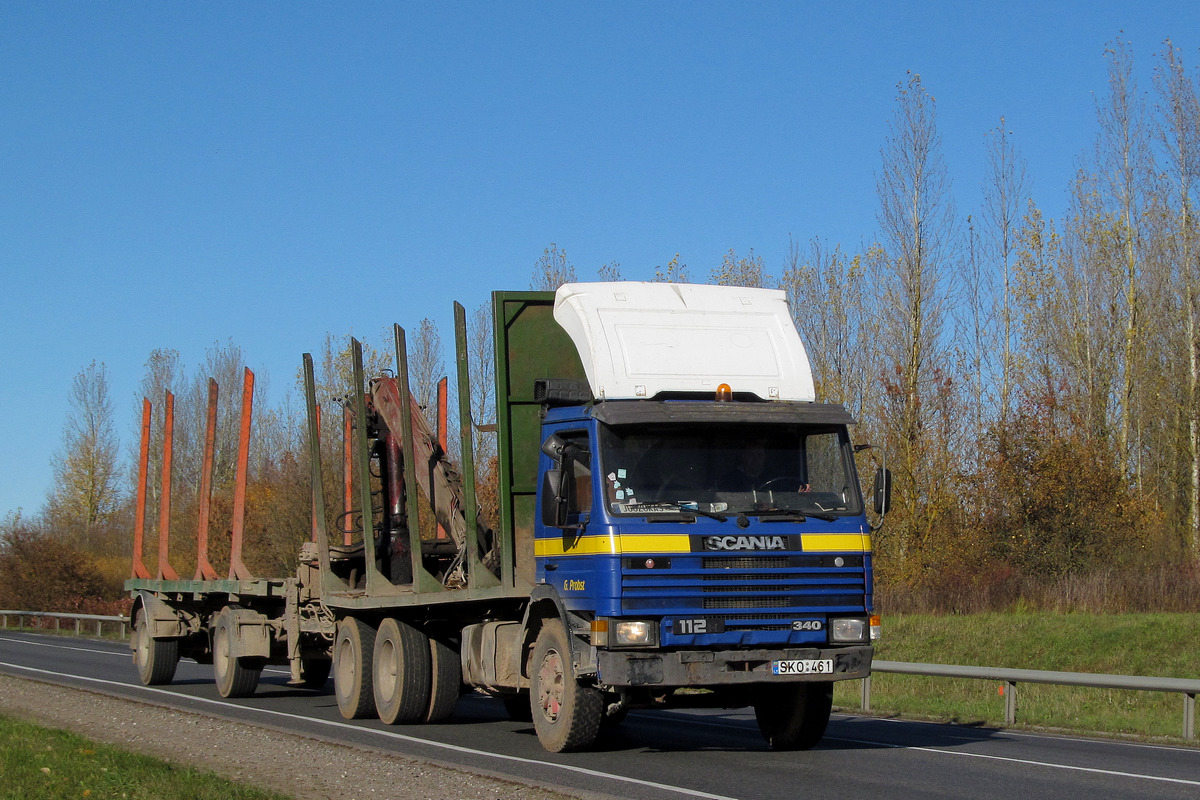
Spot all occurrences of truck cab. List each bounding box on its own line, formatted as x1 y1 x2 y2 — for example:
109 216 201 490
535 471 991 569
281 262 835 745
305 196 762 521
521 282 881 750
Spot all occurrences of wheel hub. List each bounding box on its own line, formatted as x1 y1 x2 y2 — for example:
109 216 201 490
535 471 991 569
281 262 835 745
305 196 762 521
536 649 565 722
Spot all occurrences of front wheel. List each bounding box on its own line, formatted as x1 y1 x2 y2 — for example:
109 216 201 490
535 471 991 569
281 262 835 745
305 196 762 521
529 618 602 752
753 681 833 750
133 608 178 686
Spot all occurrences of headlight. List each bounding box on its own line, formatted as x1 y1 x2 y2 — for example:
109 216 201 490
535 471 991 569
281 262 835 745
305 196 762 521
612 620 658 647
829 617 867 643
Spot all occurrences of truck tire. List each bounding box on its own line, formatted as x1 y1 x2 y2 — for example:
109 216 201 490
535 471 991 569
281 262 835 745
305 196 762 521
529 618 602 752
212 609 262 698
425 636 461 723
334 617 377 719
753 681 833 750
133 608 179 686
372 618 432 724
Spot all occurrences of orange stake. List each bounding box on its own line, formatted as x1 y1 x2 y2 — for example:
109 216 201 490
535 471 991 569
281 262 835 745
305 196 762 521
229 368 254 580
156 391 179 580
194 379 219 580
130 399 152 579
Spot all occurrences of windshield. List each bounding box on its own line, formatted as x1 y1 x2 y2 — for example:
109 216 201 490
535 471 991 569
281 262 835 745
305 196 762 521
598 423 862 517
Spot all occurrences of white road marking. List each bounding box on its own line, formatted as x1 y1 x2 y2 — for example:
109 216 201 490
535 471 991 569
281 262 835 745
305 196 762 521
826 735 1200 788
0 634 130 657
0 660 739 800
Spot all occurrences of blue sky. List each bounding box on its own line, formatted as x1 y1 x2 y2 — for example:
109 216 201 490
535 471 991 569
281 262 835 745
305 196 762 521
3 2 1199 518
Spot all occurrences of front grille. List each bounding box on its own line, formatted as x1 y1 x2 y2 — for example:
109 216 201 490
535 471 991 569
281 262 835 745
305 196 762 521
622 552 868 624
702 556 789 569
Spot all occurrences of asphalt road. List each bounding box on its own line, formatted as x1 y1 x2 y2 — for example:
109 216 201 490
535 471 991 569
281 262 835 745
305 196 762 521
1 630 1197 799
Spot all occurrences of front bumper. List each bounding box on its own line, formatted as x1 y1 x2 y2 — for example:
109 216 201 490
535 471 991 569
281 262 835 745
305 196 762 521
596 644 872 687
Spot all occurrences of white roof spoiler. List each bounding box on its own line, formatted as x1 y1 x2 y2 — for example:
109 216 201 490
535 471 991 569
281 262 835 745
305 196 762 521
552 281 815 402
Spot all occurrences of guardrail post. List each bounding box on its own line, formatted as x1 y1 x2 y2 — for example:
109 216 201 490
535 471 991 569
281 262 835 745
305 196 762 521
1186 693 1195 740
1004 681 1017 726
861 676 872 711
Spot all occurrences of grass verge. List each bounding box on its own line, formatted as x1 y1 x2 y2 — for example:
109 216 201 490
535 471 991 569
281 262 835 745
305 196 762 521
833 612 1200 741
0 714 291 800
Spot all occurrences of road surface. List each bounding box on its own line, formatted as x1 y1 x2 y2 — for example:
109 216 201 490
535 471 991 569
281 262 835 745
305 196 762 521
1 630 1196 799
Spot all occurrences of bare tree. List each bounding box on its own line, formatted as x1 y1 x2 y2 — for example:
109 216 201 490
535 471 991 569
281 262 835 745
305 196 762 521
597 261 623 281
780 236 883 421
531 243 577 290
982 119 1031 420
409 317 445 415
1154 39 1200 554
652 254 690 283
710 248 769 288
1097 39 1153 482
48 362 123 551
874 71 959 572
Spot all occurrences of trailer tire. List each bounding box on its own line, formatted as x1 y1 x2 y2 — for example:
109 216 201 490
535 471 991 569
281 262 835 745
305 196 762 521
133 608 178 686
530 618 602 752
425 636 461 723
334 617 377 719
753 681 833 751
212 609 262 698
373 618 432 724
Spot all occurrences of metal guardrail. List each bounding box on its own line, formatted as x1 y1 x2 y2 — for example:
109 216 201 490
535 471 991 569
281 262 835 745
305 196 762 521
865 659 1200 740
0 610 128 639
2 611 1196 740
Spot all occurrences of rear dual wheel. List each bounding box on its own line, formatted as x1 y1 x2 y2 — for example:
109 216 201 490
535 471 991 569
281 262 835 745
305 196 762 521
372 618 461 724
334 618 377 719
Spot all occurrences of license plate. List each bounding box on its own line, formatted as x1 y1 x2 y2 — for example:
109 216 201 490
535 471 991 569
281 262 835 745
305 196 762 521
772 659 834 675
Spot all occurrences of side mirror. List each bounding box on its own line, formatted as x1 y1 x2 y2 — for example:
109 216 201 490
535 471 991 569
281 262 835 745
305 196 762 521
541 468 570 528
873 467 893 516
541 433 568 461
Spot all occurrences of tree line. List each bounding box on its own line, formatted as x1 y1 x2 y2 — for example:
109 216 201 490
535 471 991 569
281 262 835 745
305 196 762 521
4 37 1199 615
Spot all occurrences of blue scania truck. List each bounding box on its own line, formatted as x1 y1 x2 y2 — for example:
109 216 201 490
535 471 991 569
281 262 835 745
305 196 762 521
127 281 886 753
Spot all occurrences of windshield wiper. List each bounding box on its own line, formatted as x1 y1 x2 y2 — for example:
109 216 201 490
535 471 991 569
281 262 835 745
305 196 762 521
750 508 839 522
674 501 729 522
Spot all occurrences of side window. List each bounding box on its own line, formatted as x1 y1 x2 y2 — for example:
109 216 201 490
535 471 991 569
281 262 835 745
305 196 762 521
562 431 593 515
804 431 851 506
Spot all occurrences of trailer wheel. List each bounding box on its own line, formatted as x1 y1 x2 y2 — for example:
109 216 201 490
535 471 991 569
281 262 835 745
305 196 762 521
425 636 461 723
372 618 432 724
133 608 178 686
753 681 833 751
212 609 262 698
334 617 377 719
529 618 602 752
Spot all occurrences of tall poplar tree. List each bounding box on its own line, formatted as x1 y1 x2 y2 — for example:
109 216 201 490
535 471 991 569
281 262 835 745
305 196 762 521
874 72 959 574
